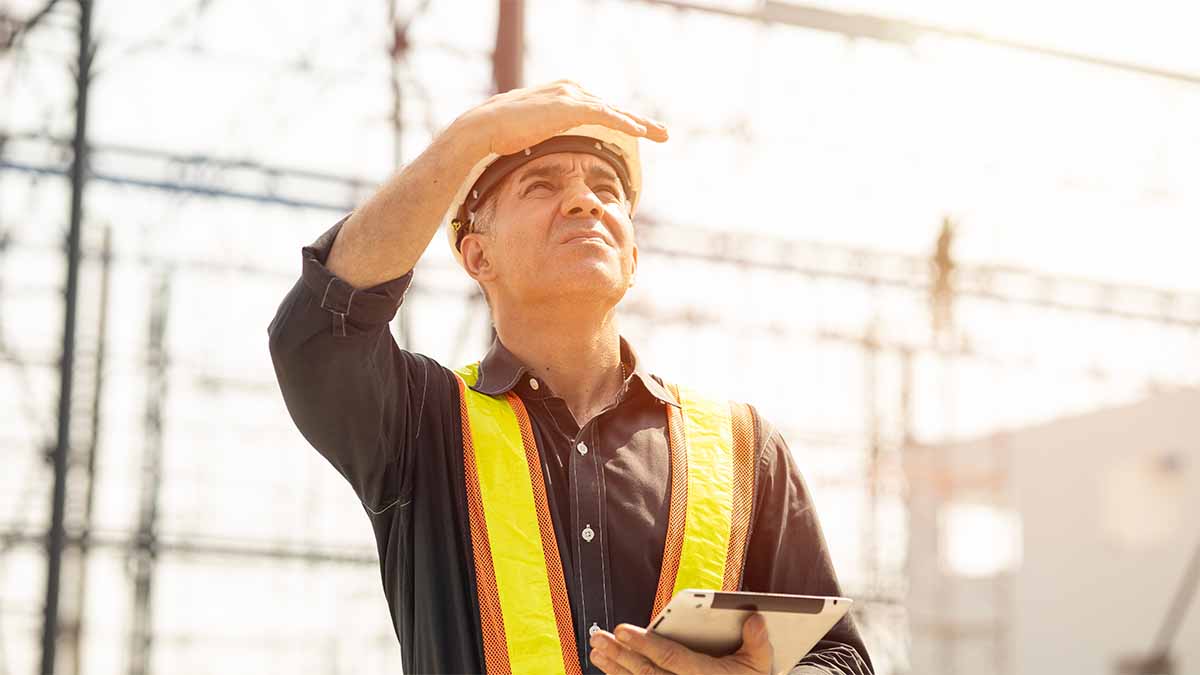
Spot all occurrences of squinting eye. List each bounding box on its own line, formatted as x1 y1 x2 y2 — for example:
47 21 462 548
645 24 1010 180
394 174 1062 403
596 186 620 199
526 182 554 194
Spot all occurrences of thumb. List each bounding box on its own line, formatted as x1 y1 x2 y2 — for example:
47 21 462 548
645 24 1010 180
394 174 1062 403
736 613 773 672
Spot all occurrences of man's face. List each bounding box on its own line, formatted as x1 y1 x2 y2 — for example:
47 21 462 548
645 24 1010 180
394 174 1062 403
462 151 638 311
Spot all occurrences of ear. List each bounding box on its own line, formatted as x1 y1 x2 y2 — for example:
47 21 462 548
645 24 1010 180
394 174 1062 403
460 233 498 284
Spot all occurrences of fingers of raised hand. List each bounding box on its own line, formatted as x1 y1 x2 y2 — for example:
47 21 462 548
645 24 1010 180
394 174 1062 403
608 103 668 141
585 101 649 137
553 84 669 141
575 90 668 141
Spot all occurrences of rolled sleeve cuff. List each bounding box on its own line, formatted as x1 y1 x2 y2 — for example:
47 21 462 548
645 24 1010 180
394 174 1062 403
300 214 414 337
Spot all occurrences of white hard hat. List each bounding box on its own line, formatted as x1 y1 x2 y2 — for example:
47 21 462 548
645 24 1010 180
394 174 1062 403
444 124 642 268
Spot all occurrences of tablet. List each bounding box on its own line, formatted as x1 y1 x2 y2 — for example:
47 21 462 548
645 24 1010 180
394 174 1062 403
648 589 852 675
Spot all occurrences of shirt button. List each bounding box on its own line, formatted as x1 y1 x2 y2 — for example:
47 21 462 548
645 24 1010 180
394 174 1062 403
577 442 588 456
528 378 539 390
589 622 601 636
581 524 595 542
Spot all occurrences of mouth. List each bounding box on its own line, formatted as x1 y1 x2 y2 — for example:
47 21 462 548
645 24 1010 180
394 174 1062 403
560 231 610 246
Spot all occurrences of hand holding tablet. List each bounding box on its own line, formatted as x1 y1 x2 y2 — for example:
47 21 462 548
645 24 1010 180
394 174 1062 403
589 589 851 675
655 589 852 674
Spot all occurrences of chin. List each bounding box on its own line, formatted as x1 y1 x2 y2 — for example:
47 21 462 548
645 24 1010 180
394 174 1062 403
542 267 628 304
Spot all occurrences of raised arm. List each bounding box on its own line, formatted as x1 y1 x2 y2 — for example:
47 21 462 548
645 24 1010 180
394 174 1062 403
267 221 433 512
325 79 667 289
324 120 482 288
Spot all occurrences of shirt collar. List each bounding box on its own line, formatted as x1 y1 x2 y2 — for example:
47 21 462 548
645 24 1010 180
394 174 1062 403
471 335 681 408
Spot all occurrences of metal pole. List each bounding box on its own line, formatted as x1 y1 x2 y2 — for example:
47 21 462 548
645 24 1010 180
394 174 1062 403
65 224 110 675
129 270 170 675
1150 535 1200 660
485 0 523 345
388 0 409 350
629 0 1200 86
493 0 524 93
41 1 92 672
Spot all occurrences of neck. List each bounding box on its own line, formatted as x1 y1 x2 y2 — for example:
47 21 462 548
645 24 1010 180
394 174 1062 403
493 297 625 427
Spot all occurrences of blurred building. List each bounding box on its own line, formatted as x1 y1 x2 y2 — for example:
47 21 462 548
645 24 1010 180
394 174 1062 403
906 388 1200 675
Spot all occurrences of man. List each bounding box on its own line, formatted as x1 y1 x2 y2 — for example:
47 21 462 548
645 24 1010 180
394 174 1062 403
268 80 873 674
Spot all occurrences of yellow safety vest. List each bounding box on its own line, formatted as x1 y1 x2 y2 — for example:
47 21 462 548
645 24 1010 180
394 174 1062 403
453 363 756 675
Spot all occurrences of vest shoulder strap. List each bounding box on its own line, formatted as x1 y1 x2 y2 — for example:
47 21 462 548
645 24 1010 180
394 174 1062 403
452 364 580 675
652 381 758 619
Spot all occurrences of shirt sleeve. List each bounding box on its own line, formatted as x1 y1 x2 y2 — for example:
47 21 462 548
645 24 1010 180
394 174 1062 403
741 412 876 675
267 214 434 514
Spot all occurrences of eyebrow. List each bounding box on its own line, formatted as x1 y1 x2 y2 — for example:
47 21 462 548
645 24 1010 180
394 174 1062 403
515 162 621 190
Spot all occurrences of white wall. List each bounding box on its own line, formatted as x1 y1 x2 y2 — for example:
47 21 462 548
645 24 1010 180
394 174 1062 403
908 389 1200 675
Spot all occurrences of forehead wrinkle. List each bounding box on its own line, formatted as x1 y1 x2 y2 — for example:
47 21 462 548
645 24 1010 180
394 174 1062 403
585 163 620 185
514 154 619 186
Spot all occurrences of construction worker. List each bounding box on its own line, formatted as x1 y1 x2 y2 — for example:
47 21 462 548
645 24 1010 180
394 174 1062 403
268 80 873 674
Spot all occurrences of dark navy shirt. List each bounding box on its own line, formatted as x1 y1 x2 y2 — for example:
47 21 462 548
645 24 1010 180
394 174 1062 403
267 217 874 674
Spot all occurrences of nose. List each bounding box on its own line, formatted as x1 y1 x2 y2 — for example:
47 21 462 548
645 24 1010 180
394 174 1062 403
560 179 604 219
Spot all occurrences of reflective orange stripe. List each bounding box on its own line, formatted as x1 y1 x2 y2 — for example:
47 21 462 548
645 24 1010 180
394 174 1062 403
652 394 690 619
511 392 580 672
723 401 757 590
456 374 513 674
